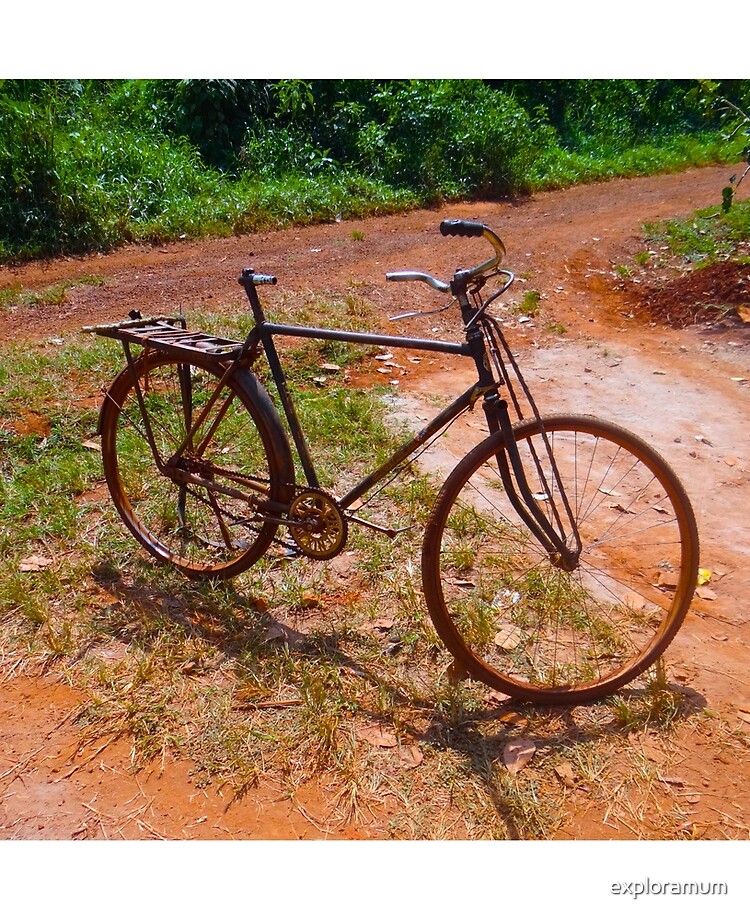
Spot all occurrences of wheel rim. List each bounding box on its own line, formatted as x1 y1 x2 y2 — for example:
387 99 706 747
103 356 282 576
424 417 698 702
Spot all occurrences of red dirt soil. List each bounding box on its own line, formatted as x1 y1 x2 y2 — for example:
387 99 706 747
2 163 750 842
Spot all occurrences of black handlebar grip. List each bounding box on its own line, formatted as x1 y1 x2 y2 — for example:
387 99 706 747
439 219 486 238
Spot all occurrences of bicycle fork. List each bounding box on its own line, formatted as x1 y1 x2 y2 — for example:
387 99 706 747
481 392 581 571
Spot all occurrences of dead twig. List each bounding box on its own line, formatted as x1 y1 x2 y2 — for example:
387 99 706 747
54 734 122 783
136 818 168 840
292 798 338 836
234 698 303 711
0 746 45 783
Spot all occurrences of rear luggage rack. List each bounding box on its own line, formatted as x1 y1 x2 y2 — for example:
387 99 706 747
83 316 243 360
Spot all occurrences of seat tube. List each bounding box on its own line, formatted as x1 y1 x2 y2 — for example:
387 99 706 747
260 327 320 489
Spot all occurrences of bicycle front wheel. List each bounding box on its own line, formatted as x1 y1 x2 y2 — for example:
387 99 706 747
100 351 295 579
422 415 699 704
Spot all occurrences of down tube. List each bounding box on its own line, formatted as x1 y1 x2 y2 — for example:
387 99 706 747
338 385 484 509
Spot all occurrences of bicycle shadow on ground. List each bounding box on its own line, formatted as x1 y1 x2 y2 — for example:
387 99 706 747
88 564 708 839
412 680 707 838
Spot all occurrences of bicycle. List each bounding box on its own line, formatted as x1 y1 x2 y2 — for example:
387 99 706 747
85 219 700 705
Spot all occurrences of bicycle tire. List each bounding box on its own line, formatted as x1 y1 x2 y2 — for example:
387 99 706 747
422 414 699 704
100 350 295 579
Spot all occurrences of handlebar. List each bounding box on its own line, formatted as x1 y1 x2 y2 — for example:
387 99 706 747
439 218 485 239
384 270 450 293
386 220 506 291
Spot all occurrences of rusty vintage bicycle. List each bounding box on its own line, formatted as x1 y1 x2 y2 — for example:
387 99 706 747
86 220 699 704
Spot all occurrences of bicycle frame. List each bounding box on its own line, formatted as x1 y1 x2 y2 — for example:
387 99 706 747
238 271 581 564
242 286 486 501
85 220 699 703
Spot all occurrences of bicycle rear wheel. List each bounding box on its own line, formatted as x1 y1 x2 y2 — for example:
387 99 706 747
100 351 294 579
422 415 699 704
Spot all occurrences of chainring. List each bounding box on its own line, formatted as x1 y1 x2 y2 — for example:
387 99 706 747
288 488 348 560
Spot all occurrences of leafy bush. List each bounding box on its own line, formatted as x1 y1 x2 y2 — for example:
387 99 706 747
346 80 547 199
0 78 747 261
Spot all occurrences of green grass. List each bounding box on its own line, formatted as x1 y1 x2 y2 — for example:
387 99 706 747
643 199 750 265
0 275 105 311
515 289 542 317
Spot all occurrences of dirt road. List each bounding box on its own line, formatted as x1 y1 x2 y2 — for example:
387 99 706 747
1 162 749 841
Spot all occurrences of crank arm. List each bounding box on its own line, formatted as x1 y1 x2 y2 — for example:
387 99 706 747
346 514 411 539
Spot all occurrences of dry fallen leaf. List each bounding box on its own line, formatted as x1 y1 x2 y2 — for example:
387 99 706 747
697 567 712 585
19 555 53 572
499 711 528 727
262 624 289 643
82 439 102 452
484 689 512 706
503 738 536 774
657 571 679 589
554 762 576 788
736 710 750 725
370 617 395 632
358 724 398 748
640 736 667 764
697 587 717 601
694 434 713 447
659 774 686 787
494 624 522 650
399 745 423 768
622 592 647 611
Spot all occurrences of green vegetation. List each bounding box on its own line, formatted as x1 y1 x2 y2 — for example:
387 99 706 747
644 199 750 266
516 288 542 317
695 80 750 210
2 78 748 262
